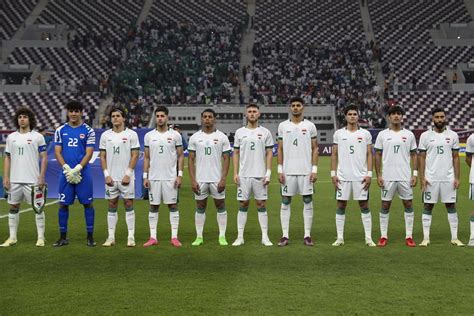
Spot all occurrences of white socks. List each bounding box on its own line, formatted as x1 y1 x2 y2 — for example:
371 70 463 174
280 203 291 238
217 209 227 238
361 210 372 239
422 210 432 240
170 210 179 239
149 211 159 239
8 212 19 240
258 209 269 240
237 210 248 239
125 208 135 239
35 212 45 240
303 202 313 238
107 211 118 239
195 211 206 238
404 209 414 239
336 213 345 240
379 211 389 238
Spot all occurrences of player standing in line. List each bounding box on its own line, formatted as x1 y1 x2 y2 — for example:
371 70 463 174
331 105 375 247
232 104 274 246
418 108 464 246
1 108 47 247
142 106 184 248
277 96 318 247
53 100 96 247
100 107 140 247
188 109 231 246
374 106 417 247
466 133 474 246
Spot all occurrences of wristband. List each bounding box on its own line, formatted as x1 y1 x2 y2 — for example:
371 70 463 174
330 170 336 177
125 168 133 177
277 164 283 173
312 165 318 173
413 170 418 177
367 171 373 177
103 169 110 177
178 170 183 177
143 172 148 179
265 169 271 178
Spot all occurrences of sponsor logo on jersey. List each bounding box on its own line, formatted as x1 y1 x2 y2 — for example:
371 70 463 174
79 133 85 139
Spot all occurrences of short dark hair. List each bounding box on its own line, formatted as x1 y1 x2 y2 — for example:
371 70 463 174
110 106 126 119
432 107 445 116
65 100 84 112
201 108 216 118
344 104 359 115
155 106 169 116
14 107 37 130
289 96 304 105
387 105 405 116
246 103 260 109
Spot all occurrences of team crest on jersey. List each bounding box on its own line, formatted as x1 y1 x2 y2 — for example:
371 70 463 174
257 133 262 139
213 139 219 144
27 139 32 144
357 137 363 143
301 129 307 135
445 138 451 143
122 137 128 143
167 137 172 143
79 134 85 139
402 137 407 142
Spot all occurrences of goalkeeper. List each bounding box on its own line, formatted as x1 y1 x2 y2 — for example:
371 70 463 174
53 100 96 247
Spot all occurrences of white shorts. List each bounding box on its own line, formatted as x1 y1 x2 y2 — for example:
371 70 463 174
149 180 178 205
7 183 33 205
336 181 368 201
381 181 413 201
470 184 474 200
237 177 268 201
195 182 225 200
281 175 313 196
105 179 135 200
423 181 457 204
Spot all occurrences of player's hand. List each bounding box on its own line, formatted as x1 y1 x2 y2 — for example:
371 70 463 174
377 176 384 188
453 178 460 189
62 164 71 175
410 176 417 187
143 178 150 189
191 180 200 194
217 178 226 193
278 173 285 184
38 176 46 189
71 164 82 176
175 176 182 189
233 174 240 185
3 176 10 191
263 176 270 186
105 176 113 186
121 175 130 186
421 178 430 192
331 176 340 189
68 173 82 184
310 172 318 183
362 176 371 191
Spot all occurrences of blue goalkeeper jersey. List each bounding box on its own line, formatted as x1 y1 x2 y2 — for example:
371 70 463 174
54 122 96 170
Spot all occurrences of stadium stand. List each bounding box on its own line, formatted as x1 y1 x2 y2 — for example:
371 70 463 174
0 92 99 130
0 0 38 40
388 90 474 129
368 0 471 45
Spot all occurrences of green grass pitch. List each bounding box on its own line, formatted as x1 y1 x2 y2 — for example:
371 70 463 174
0 157 473 314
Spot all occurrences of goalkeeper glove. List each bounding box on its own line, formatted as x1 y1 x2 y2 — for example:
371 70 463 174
62 164 71 175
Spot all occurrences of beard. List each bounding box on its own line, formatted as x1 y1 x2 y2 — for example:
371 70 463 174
434 121 446 129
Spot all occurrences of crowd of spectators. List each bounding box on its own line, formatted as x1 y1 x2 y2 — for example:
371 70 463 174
110 19 244 105
247 40 385 127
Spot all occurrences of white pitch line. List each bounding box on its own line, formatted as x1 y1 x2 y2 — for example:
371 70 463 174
0 201 58 219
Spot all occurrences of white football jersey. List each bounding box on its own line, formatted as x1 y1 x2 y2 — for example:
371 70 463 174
99 128 140 181
419 128 459 182
333 127 372 181
374 128 417 181
5 131 46 183
188 129 231 182
144 128 183 181
465 134 474 183
234 126 274 178
278 119 317 175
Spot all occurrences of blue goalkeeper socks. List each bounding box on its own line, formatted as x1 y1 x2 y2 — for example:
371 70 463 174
84 207 95 233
